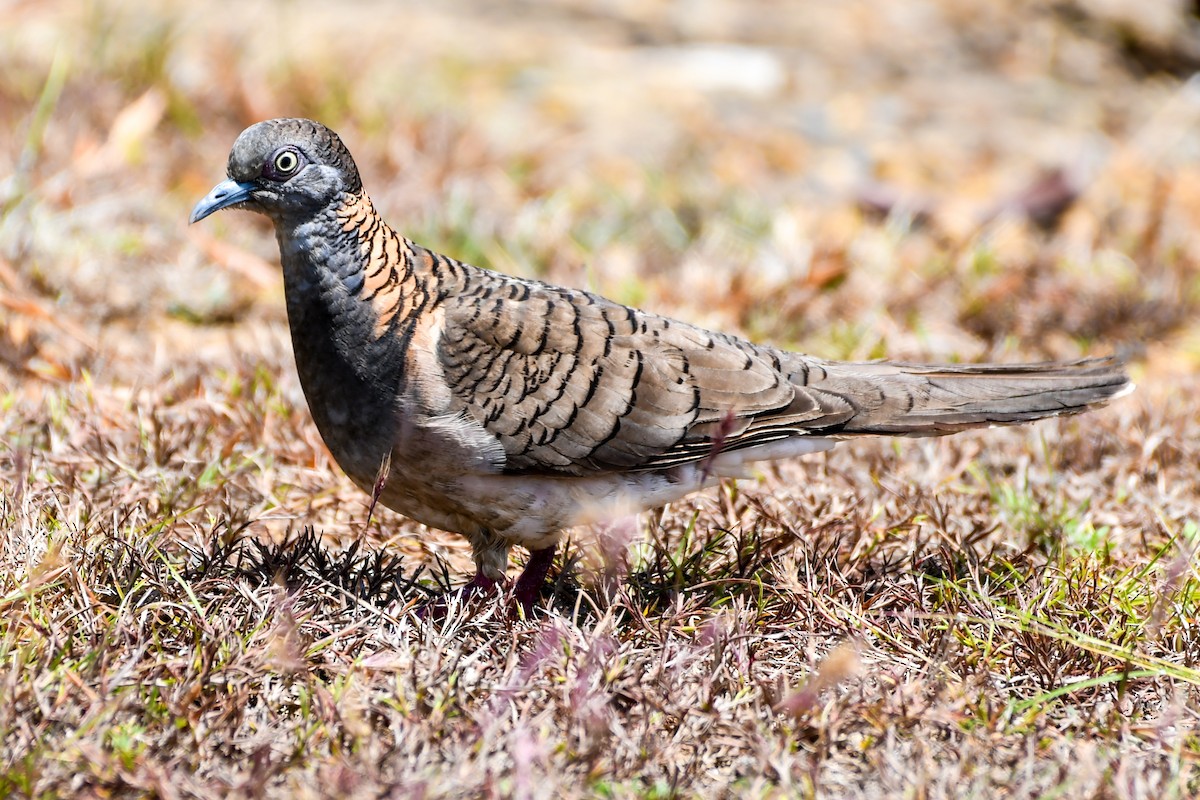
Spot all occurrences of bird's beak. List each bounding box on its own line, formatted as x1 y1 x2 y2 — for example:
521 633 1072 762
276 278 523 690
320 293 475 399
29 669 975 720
189 179 256 224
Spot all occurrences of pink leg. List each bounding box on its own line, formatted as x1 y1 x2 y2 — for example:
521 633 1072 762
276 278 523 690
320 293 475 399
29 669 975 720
513 545 557 615
417 570 500 619
461 571 499 598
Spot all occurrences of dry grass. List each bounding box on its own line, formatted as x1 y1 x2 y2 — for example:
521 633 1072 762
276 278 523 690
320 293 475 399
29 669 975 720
3 1 1200 797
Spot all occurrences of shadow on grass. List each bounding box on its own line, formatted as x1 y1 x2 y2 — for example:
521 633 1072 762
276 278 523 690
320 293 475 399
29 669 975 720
180 526 438 607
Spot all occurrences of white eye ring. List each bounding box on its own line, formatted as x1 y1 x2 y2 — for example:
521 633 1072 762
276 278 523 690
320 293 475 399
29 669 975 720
274 150 299 173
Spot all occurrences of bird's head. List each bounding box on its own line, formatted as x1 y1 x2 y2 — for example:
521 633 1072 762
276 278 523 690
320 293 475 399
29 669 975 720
190 118 362 225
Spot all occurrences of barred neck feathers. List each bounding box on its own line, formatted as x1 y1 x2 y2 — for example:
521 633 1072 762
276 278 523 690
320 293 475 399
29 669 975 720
330 193 432 340
276 192 430 341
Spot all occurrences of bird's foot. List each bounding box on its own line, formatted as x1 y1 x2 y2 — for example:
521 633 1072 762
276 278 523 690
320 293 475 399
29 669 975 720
416 571 500 620
416 546 558 620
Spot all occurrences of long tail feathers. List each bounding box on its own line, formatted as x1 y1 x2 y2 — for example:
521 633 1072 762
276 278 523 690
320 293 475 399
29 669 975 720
820 354 1132 437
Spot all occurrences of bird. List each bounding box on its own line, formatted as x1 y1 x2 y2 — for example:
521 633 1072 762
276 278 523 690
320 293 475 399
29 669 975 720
191 118 1131 613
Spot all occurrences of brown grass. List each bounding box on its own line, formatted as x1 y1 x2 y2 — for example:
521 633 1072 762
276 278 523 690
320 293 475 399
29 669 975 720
3 1 1200 797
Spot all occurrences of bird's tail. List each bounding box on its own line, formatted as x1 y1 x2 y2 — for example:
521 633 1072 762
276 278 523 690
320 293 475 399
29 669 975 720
815 354 1131 437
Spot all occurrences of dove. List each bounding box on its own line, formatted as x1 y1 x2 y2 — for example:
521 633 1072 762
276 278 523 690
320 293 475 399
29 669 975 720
191 118 1130 612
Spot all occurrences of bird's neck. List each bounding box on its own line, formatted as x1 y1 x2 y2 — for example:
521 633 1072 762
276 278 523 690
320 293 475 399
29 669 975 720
277 192 434 341
275 193 434 443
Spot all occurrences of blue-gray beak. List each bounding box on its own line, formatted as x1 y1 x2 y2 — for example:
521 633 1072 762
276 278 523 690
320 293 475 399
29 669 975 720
189 179 256 224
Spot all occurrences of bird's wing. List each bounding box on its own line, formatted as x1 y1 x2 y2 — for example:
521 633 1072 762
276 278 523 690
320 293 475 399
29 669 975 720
435 270 848 475
434 267 1131 476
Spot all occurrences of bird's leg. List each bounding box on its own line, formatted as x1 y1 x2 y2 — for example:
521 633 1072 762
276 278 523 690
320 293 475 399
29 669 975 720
459 570 500 598
451 532 508 604
416 570 500 620
513 544 557 616
416 533 508 619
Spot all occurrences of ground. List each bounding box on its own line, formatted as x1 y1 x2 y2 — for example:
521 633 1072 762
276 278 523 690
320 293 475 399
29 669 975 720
2 1 1200 797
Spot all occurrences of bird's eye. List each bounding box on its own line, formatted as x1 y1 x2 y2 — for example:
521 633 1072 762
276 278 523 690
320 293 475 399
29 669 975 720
273 149 300 174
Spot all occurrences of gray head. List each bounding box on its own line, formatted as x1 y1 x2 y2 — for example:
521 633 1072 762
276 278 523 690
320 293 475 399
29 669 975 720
190 118 362 224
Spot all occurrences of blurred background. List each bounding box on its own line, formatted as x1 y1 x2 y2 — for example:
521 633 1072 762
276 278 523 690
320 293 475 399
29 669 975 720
4 0 1198 375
